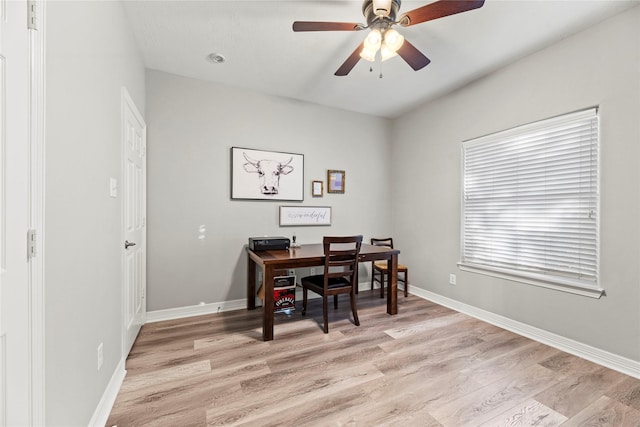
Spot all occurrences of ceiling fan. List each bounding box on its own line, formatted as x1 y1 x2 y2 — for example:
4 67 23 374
292 0 485 76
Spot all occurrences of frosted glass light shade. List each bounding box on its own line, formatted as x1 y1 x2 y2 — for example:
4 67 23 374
360 28 382 62
380 43 398 61
384 29 404 52
360 46 377 62
364 29 382 50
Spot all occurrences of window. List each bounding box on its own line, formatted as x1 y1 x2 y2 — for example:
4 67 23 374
460 108 601 297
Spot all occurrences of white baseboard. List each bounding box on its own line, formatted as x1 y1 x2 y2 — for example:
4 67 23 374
146 299 247 323
89 357 126 427
410 287 640 379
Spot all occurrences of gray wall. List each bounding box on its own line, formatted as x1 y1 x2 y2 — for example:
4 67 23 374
145 70 392 311
391 7 640 361
45 1 145 425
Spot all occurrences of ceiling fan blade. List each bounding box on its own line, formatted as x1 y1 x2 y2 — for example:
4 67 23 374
400 0 485 27
335 42 365 76
396 40 431 71
293 21 362 32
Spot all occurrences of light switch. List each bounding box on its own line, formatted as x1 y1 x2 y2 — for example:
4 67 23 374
109 178 118 198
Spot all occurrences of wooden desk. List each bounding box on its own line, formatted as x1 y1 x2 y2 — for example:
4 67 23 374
247 243 400 341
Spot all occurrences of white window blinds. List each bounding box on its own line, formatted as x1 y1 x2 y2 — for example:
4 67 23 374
461 108 600 294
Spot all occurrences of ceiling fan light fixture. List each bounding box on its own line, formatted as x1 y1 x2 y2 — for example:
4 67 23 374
361 28 382 62
359 46 377 62
384 28 405 52
363 28 382 50
380 43 398 61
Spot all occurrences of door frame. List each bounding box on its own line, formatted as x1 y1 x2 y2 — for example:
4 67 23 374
6 0 47 423
28 0 46 424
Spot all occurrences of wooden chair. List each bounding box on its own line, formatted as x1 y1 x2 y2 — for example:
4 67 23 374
370 238 408 298
301 235 363 333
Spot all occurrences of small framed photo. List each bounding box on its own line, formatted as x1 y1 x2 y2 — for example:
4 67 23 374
312 180 323 197
327 170 345 194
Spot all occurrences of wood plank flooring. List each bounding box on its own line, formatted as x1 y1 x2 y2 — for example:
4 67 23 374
107 291 640 426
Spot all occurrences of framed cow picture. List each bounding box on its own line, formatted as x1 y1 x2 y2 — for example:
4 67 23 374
231 147 304 201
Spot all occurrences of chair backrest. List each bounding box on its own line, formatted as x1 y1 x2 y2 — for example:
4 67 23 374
322 235 363 289
371 237 394 249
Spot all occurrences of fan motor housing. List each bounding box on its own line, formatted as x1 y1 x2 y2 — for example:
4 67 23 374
362 0 401 26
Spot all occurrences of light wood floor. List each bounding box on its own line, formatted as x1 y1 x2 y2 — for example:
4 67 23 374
107 291 640 426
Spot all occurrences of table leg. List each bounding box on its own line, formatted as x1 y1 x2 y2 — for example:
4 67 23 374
262 266 275 341
247 255 256 310
387 254 398 315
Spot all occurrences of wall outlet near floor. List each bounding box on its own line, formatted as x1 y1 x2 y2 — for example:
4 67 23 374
97 342 104 370
288 269 295 277
310 267 316 275
449 274 457 285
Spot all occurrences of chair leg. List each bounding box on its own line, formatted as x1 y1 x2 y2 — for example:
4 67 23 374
333 294 338 309
404 270 408 297
302 287 307 315
350 290 360 326
322 296 329 334
380 272 385 298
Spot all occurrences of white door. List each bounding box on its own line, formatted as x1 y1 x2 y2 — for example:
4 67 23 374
1 0 32 424
122 88 147 357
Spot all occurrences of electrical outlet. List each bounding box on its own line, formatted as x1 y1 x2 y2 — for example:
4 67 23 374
97 343 104 370
288 269 295 277
310 267 316 275
449 274 457 285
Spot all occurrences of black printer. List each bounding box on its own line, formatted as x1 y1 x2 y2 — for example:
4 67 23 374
248 236 290 251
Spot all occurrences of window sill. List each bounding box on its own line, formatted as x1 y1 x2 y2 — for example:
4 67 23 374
457 263 605 299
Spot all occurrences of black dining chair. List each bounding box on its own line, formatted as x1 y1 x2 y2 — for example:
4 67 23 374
301 235 363 333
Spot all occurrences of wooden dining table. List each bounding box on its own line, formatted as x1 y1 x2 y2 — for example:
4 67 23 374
247 243 400 340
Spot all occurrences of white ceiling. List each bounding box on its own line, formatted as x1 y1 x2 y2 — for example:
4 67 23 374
122 0 639 119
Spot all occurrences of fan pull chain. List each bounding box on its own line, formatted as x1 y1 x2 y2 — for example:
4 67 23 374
369 62 383 79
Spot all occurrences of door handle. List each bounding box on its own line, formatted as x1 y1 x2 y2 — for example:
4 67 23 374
124 240 137 249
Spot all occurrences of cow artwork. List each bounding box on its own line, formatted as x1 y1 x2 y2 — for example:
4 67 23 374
231 147 303 201
242 152 294 196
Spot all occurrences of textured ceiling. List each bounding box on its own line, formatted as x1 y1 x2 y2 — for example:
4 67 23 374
123 0 639 118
